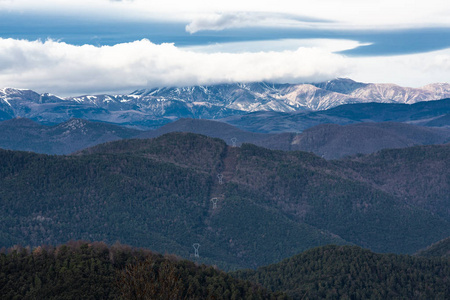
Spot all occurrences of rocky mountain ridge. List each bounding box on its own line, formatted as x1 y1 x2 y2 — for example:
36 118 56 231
1 79 450 128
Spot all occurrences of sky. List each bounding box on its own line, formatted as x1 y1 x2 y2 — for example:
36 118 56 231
0 0 450 96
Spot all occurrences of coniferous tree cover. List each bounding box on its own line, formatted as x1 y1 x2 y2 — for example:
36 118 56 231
0 133 449 269
416 237 450 258
0 241 130 299
117 256 286 299
1 242 449 299
232 245 450 299
0 241 286 299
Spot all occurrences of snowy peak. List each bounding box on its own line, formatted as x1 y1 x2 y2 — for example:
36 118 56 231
0 88 67 106
0 79 449 127
421 83 450 94
121 79 450 112
350 83 450 104
0 88 41 106
2 79 450 113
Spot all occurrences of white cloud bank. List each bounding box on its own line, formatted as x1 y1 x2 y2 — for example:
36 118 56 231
348 48 450 88
184 39 368 54
185 12 329 34
0 38 350 95
2 0 450 31
1 37 449 96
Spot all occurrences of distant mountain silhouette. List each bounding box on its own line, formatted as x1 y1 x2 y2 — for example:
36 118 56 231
1 117 448 158
269 122 450 159
223 98 450 133
137 118 272 146
138 118 450 159
0 118 141 154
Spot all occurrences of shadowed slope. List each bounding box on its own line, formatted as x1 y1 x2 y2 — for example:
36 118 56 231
232 245 450 299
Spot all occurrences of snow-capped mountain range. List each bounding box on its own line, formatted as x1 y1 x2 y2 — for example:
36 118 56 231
1 78 450 128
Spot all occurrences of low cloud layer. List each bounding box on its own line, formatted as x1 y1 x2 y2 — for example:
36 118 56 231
185 12 329 34
348 48 450 88
0 38 350 96
1 38 449 96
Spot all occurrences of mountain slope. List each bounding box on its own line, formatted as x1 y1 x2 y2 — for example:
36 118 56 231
137 118 272 146
0 136 348 270
339 144 450 220
139 118 450 148
138 118 450 159
2 116 448 158
70 137 450 254
88 79 450 111
272 122 450 159
416 237 450 258
232 245 450 299
223 98 450 133
0 118 141 154
1 133 449 270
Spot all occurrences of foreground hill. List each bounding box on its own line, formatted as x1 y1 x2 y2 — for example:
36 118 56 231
232 245 450 299
0 241 283 299
1 133 449 269
2 242 448 299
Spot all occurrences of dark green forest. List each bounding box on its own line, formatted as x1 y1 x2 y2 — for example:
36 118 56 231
0 133 449 269
416 237 450 259
338 144 450 221
0 241 285 299
1 242 449 299
232 245 450 299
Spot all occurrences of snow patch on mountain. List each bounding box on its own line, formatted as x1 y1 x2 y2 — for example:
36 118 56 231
1 79 449 126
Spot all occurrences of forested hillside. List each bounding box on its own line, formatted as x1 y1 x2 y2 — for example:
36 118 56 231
339 144 450 220
232 245 450 299
2 242 448 299
416 237 450 258
0 133 449 269
0 241 284 299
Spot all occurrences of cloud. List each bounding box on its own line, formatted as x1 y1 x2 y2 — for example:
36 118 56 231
2 0 450 30
0 38 350 96
1 37 449 96
185 12 329 34
348 48 450 87
184 39 368 54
